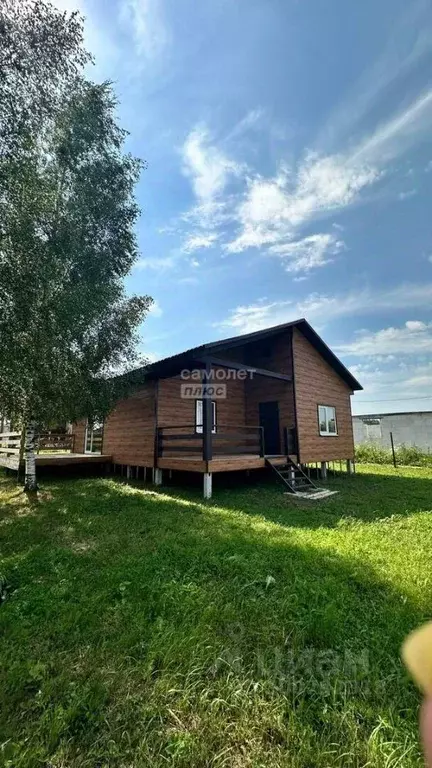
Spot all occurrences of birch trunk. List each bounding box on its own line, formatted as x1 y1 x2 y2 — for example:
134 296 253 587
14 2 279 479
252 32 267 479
24 421 38 491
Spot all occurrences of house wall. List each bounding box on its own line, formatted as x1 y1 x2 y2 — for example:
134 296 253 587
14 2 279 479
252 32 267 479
72 382 156 466
244 332 295 448
292 327 355 463
157 369 247 455
157 369 246 427
353 412 432 452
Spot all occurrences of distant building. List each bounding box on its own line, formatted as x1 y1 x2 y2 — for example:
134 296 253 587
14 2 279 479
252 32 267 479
353 411 432 452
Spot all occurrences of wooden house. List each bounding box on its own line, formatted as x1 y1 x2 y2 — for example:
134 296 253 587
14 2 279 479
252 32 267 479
70 319 362 498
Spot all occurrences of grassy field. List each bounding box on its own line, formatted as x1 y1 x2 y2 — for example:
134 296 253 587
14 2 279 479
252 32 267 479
0 465 431 767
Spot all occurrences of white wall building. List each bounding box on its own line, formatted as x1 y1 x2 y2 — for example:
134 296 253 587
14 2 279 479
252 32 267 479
353 411 432 452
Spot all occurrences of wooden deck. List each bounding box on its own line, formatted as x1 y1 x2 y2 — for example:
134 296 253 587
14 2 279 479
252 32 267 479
33 453 112 467
158 455 291 473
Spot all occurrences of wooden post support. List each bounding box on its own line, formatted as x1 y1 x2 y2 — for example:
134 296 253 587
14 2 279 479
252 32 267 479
126 465 131 480
320 461 327 480
143 467 147 483
203 473 212 499
346 459 354 475
153 468 163 485
202 360 213 463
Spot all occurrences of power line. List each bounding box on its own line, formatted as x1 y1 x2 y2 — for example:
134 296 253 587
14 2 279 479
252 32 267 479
358 395 432 403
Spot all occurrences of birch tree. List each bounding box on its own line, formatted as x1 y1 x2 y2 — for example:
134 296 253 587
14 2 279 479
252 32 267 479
0 3 152 490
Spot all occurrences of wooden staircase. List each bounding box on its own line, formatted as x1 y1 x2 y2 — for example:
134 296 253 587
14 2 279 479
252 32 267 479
265 457 338 500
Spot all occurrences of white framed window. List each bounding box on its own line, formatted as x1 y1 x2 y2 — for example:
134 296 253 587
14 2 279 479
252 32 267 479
318 405 338 436
85 419 104 453
195 400 217 434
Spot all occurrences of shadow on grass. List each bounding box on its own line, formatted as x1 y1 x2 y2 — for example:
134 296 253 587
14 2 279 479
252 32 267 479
0 472 426 766
196 465 432 529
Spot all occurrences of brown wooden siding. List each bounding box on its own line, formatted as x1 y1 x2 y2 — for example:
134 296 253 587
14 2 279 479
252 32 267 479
217 330 292 375
292 327 355 462
72 383 156 466
103 383 156 466
157 369 246 429
244 331 295 448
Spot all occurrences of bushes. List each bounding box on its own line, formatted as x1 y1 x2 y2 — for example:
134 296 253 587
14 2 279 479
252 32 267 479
355 442 432 467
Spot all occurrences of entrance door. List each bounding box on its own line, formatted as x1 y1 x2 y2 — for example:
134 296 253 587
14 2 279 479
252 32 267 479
259 401 280 455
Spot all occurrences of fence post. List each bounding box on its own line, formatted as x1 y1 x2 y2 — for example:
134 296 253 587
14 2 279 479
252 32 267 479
390 431 397 467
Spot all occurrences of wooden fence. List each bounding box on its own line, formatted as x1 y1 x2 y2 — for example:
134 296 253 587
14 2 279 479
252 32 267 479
0 431 23 471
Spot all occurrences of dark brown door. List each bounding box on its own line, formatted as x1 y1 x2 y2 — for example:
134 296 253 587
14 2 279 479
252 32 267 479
259 401 280 455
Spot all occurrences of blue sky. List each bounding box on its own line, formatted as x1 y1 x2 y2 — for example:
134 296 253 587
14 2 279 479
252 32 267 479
55 0 432 415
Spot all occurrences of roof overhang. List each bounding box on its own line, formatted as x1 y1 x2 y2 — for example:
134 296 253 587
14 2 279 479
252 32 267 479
123 318 363 391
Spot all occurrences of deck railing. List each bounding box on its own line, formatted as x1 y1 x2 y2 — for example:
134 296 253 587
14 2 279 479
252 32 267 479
36 433 75 454
0 431 23 470
157 425 264 460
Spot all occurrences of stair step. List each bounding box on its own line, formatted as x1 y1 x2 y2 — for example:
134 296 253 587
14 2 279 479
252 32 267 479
267 457 332 500
288 488 338 501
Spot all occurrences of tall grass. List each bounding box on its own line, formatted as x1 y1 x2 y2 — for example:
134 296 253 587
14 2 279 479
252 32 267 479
355 442 432 467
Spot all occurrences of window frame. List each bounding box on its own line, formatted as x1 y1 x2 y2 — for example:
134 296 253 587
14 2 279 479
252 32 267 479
317 404 338 437
195 399 217 434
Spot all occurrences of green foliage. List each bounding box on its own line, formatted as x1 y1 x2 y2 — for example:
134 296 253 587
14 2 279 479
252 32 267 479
356 442 432 467
0 0 89 163
0 2 152 429
0 464 430 766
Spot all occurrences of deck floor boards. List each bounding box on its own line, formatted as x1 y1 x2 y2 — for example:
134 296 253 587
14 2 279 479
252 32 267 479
34 453 112 467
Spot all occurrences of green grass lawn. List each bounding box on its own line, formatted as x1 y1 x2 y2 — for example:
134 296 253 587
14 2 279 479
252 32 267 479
1 465 431 767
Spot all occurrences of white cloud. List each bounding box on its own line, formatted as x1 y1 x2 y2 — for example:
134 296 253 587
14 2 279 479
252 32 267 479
182 126 242 205
336 321 432 356
218 87 432 270
268 233 344 273
217 283 432 335
178 276 199 285
182 232 218 253
119 0 169 60
398 189 417 200
318 1 432 148
225 150 379 254
351 359 432 413
356 89 432 163
218 300 291 335
224 109 265 142
405 320 427 331
134 255 178 271
148 299 163 317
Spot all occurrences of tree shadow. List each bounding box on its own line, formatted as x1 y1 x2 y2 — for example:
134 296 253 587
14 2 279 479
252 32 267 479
201 466 432 529
0 474 426 766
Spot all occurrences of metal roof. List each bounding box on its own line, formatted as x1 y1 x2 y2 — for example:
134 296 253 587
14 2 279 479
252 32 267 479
129 318 363 391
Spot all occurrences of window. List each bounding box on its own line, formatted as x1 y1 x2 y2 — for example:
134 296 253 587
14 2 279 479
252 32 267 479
365 419 381 439
318 405 337 436
195 400 217 434
85 419 104 453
